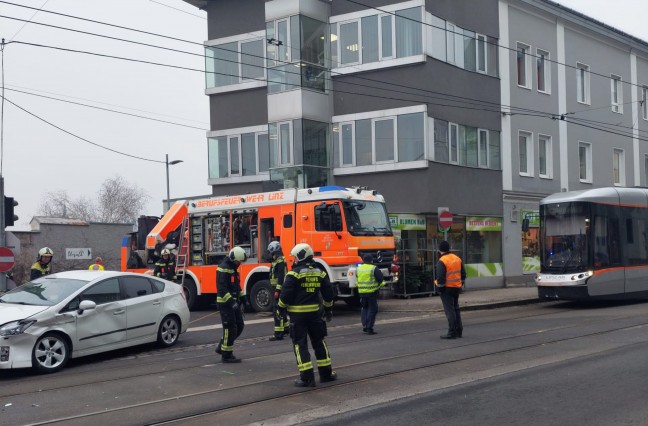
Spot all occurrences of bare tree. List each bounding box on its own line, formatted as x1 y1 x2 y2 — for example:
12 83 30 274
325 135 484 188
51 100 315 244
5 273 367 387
96 175 149 223
37 175 149 223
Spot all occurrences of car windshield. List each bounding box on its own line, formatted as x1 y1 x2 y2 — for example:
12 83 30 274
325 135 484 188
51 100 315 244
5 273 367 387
342 200 393 236
0 278 89 306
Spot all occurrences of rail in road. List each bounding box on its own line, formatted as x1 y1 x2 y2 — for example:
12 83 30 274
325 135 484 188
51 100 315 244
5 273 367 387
2 302 648 425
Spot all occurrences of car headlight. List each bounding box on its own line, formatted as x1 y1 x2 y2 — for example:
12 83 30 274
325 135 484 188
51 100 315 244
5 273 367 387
0 320 36 336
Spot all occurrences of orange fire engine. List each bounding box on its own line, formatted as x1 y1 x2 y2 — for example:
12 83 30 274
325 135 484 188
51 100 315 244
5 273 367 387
121 186 396 311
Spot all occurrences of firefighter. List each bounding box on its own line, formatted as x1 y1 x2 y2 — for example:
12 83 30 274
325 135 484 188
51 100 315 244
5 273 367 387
278 243 337 387
88 257 105 271
268 241 289 341
153 249 177 281
215 246 247 363
31 247 54 280
357 253 385 335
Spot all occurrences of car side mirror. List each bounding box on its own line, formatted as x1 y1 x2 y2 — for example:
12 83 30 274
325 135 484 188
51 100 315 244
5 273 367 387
77 299 97 315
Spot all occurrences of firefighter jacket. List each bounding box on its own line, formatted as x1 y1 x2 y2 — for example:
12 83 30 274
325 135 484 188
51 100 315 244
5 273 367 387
279 260 334 314
217 257 241 308
154 258 176 281
30 262 50 281
270 256 286 291
435 253 466 288
356 263 385 295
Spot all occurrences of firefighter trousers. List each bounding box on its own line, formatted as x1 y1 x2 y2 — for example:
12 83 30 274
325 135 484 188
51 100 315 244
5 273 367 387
289 311 333 381
217 303 245 355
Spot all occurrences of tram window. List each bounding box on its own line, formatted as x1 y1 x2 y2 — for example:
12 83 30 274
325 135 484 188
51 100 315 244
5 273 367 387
621 208 648 266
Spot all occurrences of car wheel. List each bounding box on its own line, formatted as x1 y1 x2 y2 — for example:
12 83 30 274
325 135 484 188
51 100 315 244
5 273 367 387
32 333 70 374
157 315 180 347
250 280 273 313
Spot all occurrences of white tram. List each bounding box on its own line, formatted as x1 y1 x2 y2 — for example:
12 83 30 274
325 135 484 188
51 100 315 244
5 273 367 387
536 187 648 300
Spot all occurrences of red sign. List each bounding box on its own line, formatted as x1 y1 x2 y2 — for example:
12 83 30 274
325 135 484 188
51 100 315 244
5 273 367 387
0 246 14 272
439 210 453 231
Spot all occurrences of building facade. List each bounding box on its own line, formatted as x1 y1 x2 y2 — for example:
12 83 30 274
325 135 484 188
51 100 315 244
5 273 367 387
500 0 648 283
184 0 505 290
183 0 648 289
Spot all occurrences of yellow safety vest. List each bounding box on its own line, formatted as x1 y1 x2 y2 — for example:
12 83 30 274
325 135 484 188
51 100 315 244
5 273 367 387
357 263 381 294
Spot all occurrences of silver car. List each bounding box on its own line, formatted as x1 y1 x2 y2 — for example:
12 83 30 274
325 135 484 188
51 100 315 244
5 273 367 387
0 270 190 373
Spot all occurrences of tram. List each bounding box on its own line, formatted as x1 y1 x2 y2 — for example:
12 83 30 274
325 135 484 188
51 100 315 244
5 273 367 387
536 187 648 300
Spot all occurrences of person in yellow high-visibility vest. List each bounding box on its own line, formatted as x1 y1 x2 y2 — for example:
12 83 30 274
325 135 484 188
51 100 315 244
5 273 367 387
88 257 105 271
356 254 384 335
435 241 466 339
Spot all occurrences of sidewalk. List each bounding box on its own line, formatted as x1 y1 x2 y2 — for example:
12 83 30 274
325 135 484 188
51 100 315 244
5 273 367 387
379 286 540 313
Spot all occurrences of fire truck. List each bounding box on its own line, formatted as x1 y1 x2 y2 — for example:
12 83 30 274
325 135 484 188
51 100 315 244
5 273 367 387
121 186 396 311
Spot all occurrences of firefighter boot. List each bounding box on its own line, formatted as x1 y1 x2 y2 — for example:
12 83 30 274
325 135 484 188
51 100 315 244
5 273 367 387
319 366 338 383
294 370 316 387
222 354 242 363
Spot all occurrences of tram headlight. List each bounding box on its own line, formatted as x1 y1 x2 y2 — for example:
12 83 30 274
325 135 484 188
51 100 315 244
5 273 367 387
570 271 594 281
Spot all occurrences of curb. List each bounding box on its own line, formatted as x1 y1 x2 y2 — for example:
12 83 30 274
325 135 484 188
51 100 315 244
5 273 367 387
381 297 543 313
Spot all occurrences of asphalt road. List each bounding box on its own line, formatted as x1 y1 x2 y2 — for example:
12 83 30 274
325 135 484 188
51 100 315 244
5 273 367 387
2 299 648 425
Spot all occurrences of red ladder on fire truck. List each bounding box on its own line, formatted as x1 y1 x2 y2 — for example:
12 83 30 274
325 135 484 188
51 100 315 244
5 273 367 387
175 215 190 287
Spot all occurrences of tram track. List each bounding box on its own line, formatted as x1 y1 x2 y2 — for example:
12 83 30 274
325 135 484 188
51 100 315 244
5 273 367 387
4 304 647 426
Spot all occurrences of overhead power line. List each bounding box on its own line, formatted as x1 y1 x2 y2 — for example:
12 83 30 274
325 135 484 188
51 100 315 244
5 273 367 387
0 94 164 163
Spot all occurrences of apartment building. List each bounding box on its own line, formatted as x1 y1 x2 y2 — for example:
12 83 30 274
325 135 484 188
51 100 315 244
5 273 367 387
183 0 505 289
499 0 648 283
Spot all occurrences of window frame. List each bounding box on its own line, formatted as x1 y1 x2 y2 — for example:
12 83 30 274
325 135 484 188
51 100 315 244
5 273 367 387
256 132 269 175
476 33 488 74
579 141 593 183
446 22 456 65
227 135 241 177
275 18 292 64
516 42 531 89
576 62 591 105
238 38 266 82
338 19 361 66
611 74 623 114
613 148 625 186
372 117 397 164
538 134 553 179
518 130 533 177
449 122 459 164
536 48 551 94
478 128 489 168
277 121 294 167
339 122 356 167
379 14 396 60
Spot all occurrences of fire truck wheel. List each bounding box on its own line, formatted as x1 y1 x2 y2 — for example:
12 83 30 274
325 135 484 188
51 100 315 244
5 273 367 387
183 279 199 311
250 280 273 313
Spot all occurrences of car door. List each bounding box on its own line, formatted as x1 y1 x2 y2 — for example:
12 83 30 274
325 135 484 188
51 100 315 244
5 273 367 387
121 276 162 343
72 278 127 353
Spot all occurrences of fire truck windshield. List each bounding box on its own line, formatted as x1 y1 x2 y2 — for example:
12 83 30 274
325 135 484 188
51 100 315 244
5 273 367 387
342 200 393 237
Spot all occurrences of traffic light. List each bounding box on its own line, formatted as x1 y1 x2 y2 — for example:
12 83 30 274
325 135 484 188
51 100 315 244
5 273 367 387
4 196 18 227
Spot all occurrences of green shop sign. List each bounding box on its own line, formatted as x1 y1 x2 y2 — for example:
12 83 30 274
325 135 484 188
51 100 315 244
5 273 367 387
389 214 426 231
466 216 502 231
520 209 540 227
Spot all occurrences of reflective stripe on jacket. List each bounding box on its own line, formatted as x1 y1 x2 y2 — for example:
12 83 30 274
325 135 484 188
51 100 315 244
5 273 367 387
436 253 463 288
356 263 381 294
279 262 334 313
270 256 286 290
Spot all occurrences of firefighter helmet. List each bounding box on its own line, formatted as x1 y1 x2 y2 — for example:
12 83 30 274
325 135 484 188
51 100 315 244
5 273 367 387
229 246 247 262
291 243 314 263
38 247 54 260
267 241 282 255
161 249 171 257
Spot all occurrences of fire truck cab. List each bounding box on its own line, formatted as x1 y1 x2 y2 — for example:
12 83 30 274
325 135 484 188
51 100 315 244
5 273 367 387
122 186 396 312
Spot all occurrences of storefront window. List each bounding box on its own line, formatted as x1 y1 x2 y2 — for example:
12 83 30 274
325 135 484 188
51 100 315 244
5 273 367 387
521 210 540 273
465 217 503 278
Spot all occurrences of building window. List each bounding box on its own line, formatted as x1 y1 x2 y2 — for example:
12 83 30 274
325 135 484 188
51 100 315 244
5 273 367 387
340 122 355 166
257 133 269 173
208 129 268 180
517 42 531 88
397 113 425 162
643 87 648 120
205 38 265 89
268 122 293 167
579 142 592 183
536 49 550 93
476 34 487 74
478 129 489 168
577 63 590 104
644 156 648 186
613 148 625 186
449 123 459 164
373 118 396 163
334 6 422 68
611 75 623 114
538 134 552 179
446 23 456 64
519 131 533 176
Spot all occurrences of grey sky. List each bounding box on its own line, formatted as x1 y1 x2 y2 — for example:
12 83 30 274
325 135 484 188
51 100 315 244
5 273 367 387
0 0 646 228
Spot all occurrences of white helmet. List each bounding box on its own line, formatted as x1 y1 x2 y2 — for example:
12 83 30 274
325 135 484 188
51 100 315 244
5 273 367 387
38 247 54 260
229 246 247 262
267 241 282 255
291 243 314 263
161 249 171 256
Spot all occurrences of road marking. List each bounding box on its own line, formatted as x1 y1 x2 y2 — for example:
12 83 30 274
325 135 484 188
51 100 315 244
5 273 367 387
188 317 274 332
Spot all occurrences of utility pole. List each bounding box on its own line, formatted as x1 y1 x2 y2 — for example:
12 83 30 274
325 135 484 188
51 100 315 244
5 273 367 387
0 176 6 291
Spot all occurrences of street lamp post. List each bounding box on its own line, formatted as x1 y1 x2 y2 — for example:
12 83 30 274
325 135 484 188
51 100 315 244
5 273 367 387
166 154 184 211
